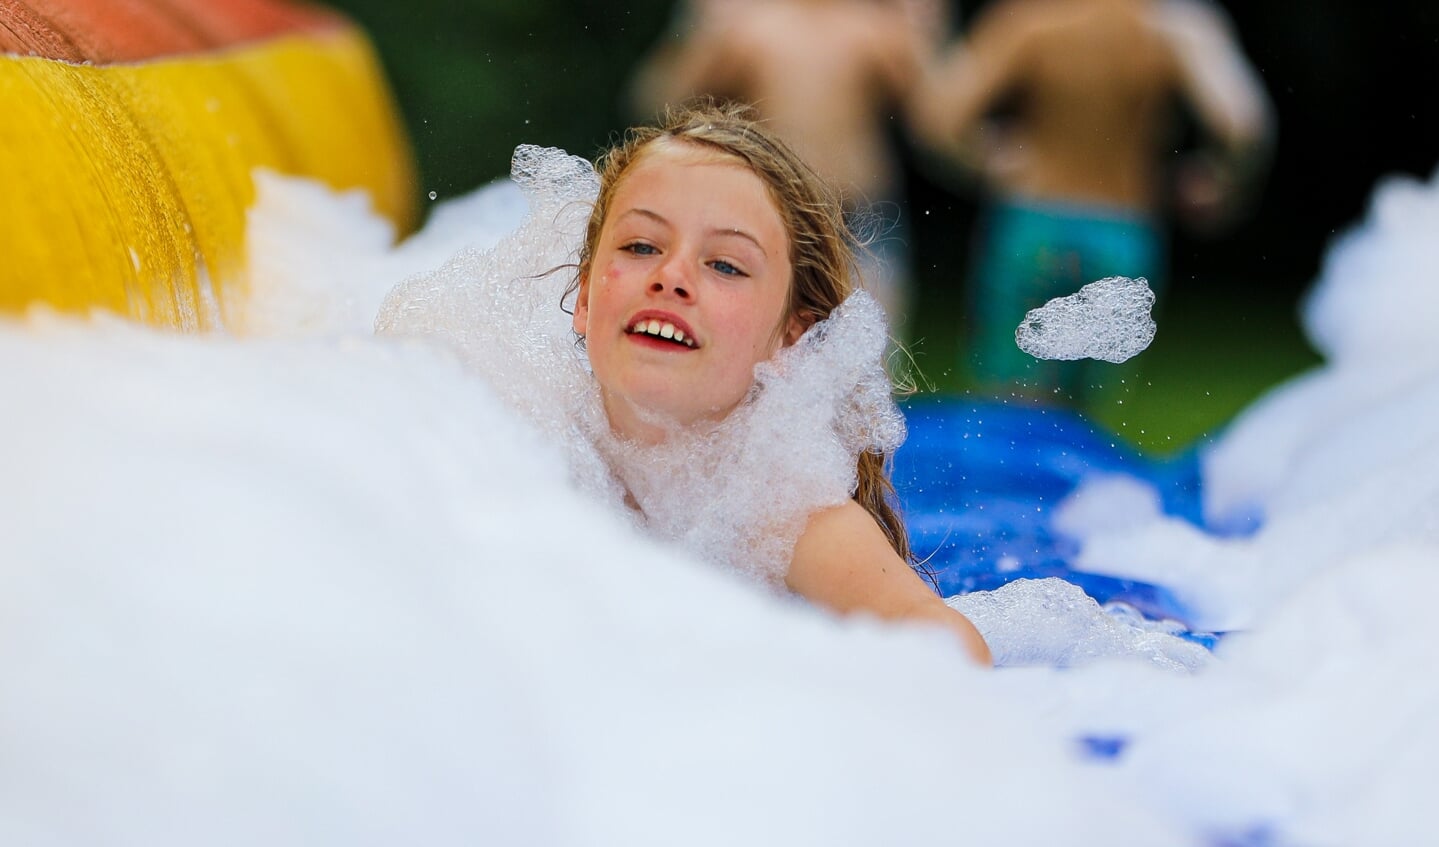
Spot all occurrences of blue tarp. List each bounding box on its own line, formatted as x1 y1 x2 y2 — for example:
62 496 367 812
895 398 1208 628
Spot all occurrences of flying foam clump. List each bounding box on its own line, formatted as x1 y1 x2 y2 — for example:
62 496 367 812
1015 276 1156 363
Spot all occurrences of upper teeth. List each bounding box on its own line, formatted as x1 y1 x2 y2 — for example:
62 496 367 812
632 319 694 347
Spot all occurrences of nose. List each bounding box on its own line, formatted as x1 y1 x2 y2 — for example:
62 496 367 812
649 255 692 300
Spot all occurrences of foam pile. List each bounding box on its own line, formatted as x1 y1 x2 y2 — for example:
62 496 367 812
4 147 1438 845
946 578 1210 671
1202 166 1439 531
0 309 1181 847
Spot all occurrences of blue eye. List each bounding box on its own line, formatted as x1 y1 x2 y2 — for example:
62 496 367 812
711 260 744 276
623 242 657 256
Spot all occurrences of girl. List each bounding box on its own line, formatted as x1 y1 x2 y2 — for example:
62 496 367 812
569 102 991 665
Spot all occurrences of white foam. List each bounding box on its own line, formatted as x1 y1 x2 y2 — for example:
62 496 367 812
1015 275 1156 363
375 145 609 498
947 578 1210 671
1204 166 1439 529
1302 166 1439 367
5 153 1438 845
0 310 1184 847
1052 473 1165 537
1121 544 1439 844
239 168 527 339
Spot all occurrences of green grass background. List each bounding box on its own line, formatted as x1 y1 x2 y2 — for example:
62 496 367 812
906 276 1323 457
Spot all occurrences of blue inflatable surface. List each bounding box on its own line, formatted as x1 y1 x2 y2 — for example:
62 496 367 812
894 398 1209 630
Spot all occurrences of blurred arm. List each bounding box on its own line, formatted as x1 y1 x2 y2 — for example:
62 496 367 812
1161 0 1274 153
1158 0 1276 224
627 4 746 120
787 500 993 666
908 3 1033 175
873 4 935 106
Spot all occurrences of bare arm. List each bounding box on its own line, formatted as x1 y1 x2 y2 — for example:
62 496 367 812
871 0 944 103
1156 0 1275 225
787 500 992 666
907 2 1034 171
1158 0 1274 153
627 7 747 120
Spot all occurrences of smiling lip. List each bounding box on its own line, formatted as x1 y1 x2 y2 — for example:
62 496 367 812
625 311 699 349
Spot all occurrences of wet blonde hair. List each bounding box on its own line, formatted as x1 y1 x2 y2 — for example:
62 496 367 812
572 100 912 562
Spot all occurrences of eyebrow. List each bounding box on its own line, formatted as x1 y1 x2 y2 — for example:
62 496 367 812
618 208 769 257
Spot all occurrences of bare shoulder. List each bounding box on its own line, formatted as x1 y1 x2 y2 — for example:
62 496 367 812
787 500 930 616
956 0 1065 75
791 501 900 571
797 498 883 540
970 0 1060 40
787 501 994 666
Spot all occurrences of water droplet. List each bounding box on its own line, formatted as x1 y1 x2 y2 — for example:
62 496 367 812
428 191 438 201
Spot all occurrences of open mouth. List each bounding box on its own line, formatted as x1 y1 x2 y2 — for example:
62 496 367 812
627 319 697 348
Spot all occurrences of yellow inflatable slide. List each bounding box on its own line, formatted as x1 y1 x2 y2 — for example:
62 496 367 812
0 0 416 329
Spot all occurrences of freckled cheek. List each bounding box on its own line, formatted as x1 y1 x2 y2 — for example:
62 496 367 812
589 267 625 322
588 265 622 304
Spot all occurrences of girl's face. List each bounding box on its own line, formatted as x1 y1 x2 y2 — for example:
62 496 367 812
574 141 801 442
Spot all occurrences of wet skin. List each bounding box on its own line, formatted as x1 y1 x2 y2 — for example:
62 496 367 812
573 141 803 445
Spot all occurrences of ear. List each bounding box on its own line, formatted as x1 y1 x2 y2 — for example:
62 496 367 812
572 271 591 336
781 311 808 347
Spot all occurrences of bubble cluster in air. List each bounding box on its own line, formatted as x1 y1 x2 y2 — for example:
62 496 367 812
1015 276 1156 363
377 145 904 588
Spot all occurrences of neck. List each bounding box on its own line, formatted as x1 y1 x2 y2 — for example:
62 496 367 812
600 391 691 447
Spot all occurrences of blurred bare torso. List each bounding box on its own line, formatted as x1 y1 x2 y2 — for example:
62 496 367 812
645 0 925 206
980 0 1184 209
